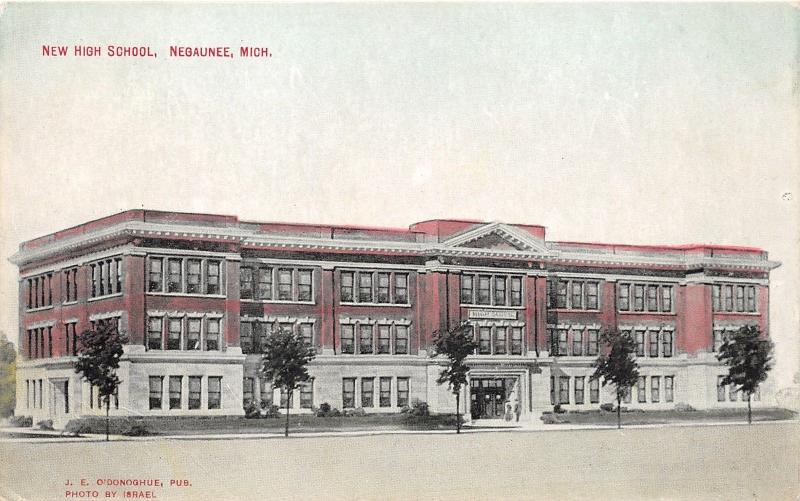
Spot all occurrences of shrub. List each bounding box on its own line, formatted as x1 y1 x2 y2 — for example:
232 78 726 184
344 407 366 417
64 420 93 436
262 404 281 418
408 399 430 417
9 415 32 427
600 403 615 412
36 419 54 431
553 404 566 414
328 407 342 417
123 423 150 436
403 412 463 430
541 413 570 425
244 402 260 419
675 402 696 412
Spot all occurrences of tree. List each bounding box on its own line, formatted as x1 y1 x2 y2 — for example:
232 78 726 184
0 333 16 418
259 324 316 437
593 329 640 429
717 325 773 424
74 319 126 441
430 322 479 434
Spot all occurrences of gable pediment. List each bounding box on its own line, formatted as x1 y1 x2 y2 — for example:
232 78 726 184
442 222 549 255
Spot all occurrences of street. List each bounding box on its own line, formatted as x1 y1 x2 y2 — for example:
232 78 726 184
1 422 797 500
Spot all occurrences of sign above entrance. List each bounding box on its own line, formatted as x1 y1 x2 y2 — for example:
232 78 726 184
468 309 517 320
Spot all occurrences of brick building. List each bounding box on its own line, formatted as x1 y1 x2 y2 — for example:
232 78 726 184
12 210 780 425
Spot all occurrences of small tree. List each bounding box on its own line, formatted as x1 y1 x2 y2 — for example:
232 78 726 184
74 320 126 441
593 329 640 429
259 324 316 437
717 325 773 424
0 333 16 418
430 322 479 434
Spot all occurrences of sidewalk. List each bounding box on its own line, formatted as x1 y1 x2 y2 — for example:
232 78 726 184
1 417 797 443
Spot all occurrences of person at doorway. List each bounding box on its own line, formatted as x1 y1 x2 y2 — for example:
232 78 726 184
514 400 521 422
504 401 513 421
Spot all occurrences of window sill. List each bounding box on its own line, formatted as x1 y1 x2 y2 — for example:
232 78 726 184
712 311 761 316
240 299 316 305
62 301 78 306
147 292 227 299
338 352 411 356
549 308 602 313
25 305 54 313
340 302 411 308
617 310 675 315
460 304 525 309
87 293 123 302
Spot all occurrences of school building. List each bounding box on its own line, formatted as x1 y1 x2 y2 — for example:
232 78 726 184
12 210 779 425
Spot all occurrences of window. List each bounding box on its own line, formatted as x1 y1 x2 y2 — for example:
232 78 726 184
558 377 570 404
167 318 182 350
377 273 390 303
574 377 585 404
377 325 391 354
729 385 738 402
359 324 373 354
661 287 673 312
65 322 78 356
572 329 583 356
550 376 555 405
618 284 630 311
298 270 313 301
477 275 491 305
169 376 182 409
713 283 757 313
208 377 222 409
633 285 645 311
206 318 220 351
280 387 291 408
277 269 293 300
342 378 355 408
187 259 202 294
167 258 182 293
648 331 659 357
394 274 409 304
397 377 410 407
510 277 523 307
361 377 375 407
240 267 254 299
187 318 201 350
664 376 674 403
646 285 659 312
558 329 568 356
300 380 314 409
300 323 313 347
662 331 673 358
587 329 599 356
240 322 254 353
589 377 600 403
149 376 163 410
340 272 354 302
260 378 273 406
26 273 54 309
651 376 660 403
494 327 507 355
637 376 647 403
147 317 163 350
64 268 78 302
395 325 409 355
551 279 600 310
717 376 726 402
379 377 392 407
510 327 523 355
358 273 373 302
478 327 491 355
585 282 598 310
634 330 645 357
494 276 507 306
206 261 221 295
623 386 632 404
461 275 474 304
341 325 355 354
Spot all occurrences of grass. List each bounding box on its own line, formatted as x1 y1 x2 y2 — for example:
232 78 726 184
63 413 461 436
541 407 797 426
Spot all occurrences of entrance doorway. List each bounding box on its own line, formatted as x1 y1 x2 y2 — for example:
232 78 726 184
470 377 518 419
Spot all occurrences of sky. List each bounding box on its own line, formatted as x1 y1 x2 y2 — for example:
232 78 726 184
0 3 798 387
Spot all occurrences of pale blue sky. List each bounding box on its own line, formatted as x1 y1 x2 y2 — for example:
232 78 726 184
1 3 798 385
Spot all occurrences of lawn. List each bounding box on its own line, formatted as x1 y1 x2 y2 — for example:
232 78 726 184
60 412 461 436
541 407 797 426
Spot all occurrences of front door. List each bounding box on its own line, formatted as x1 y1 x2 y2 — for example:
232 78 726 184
470 378 514 419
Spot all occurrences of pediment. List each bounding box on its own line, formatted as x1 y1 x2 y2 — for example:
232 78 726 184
442 222 548 254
